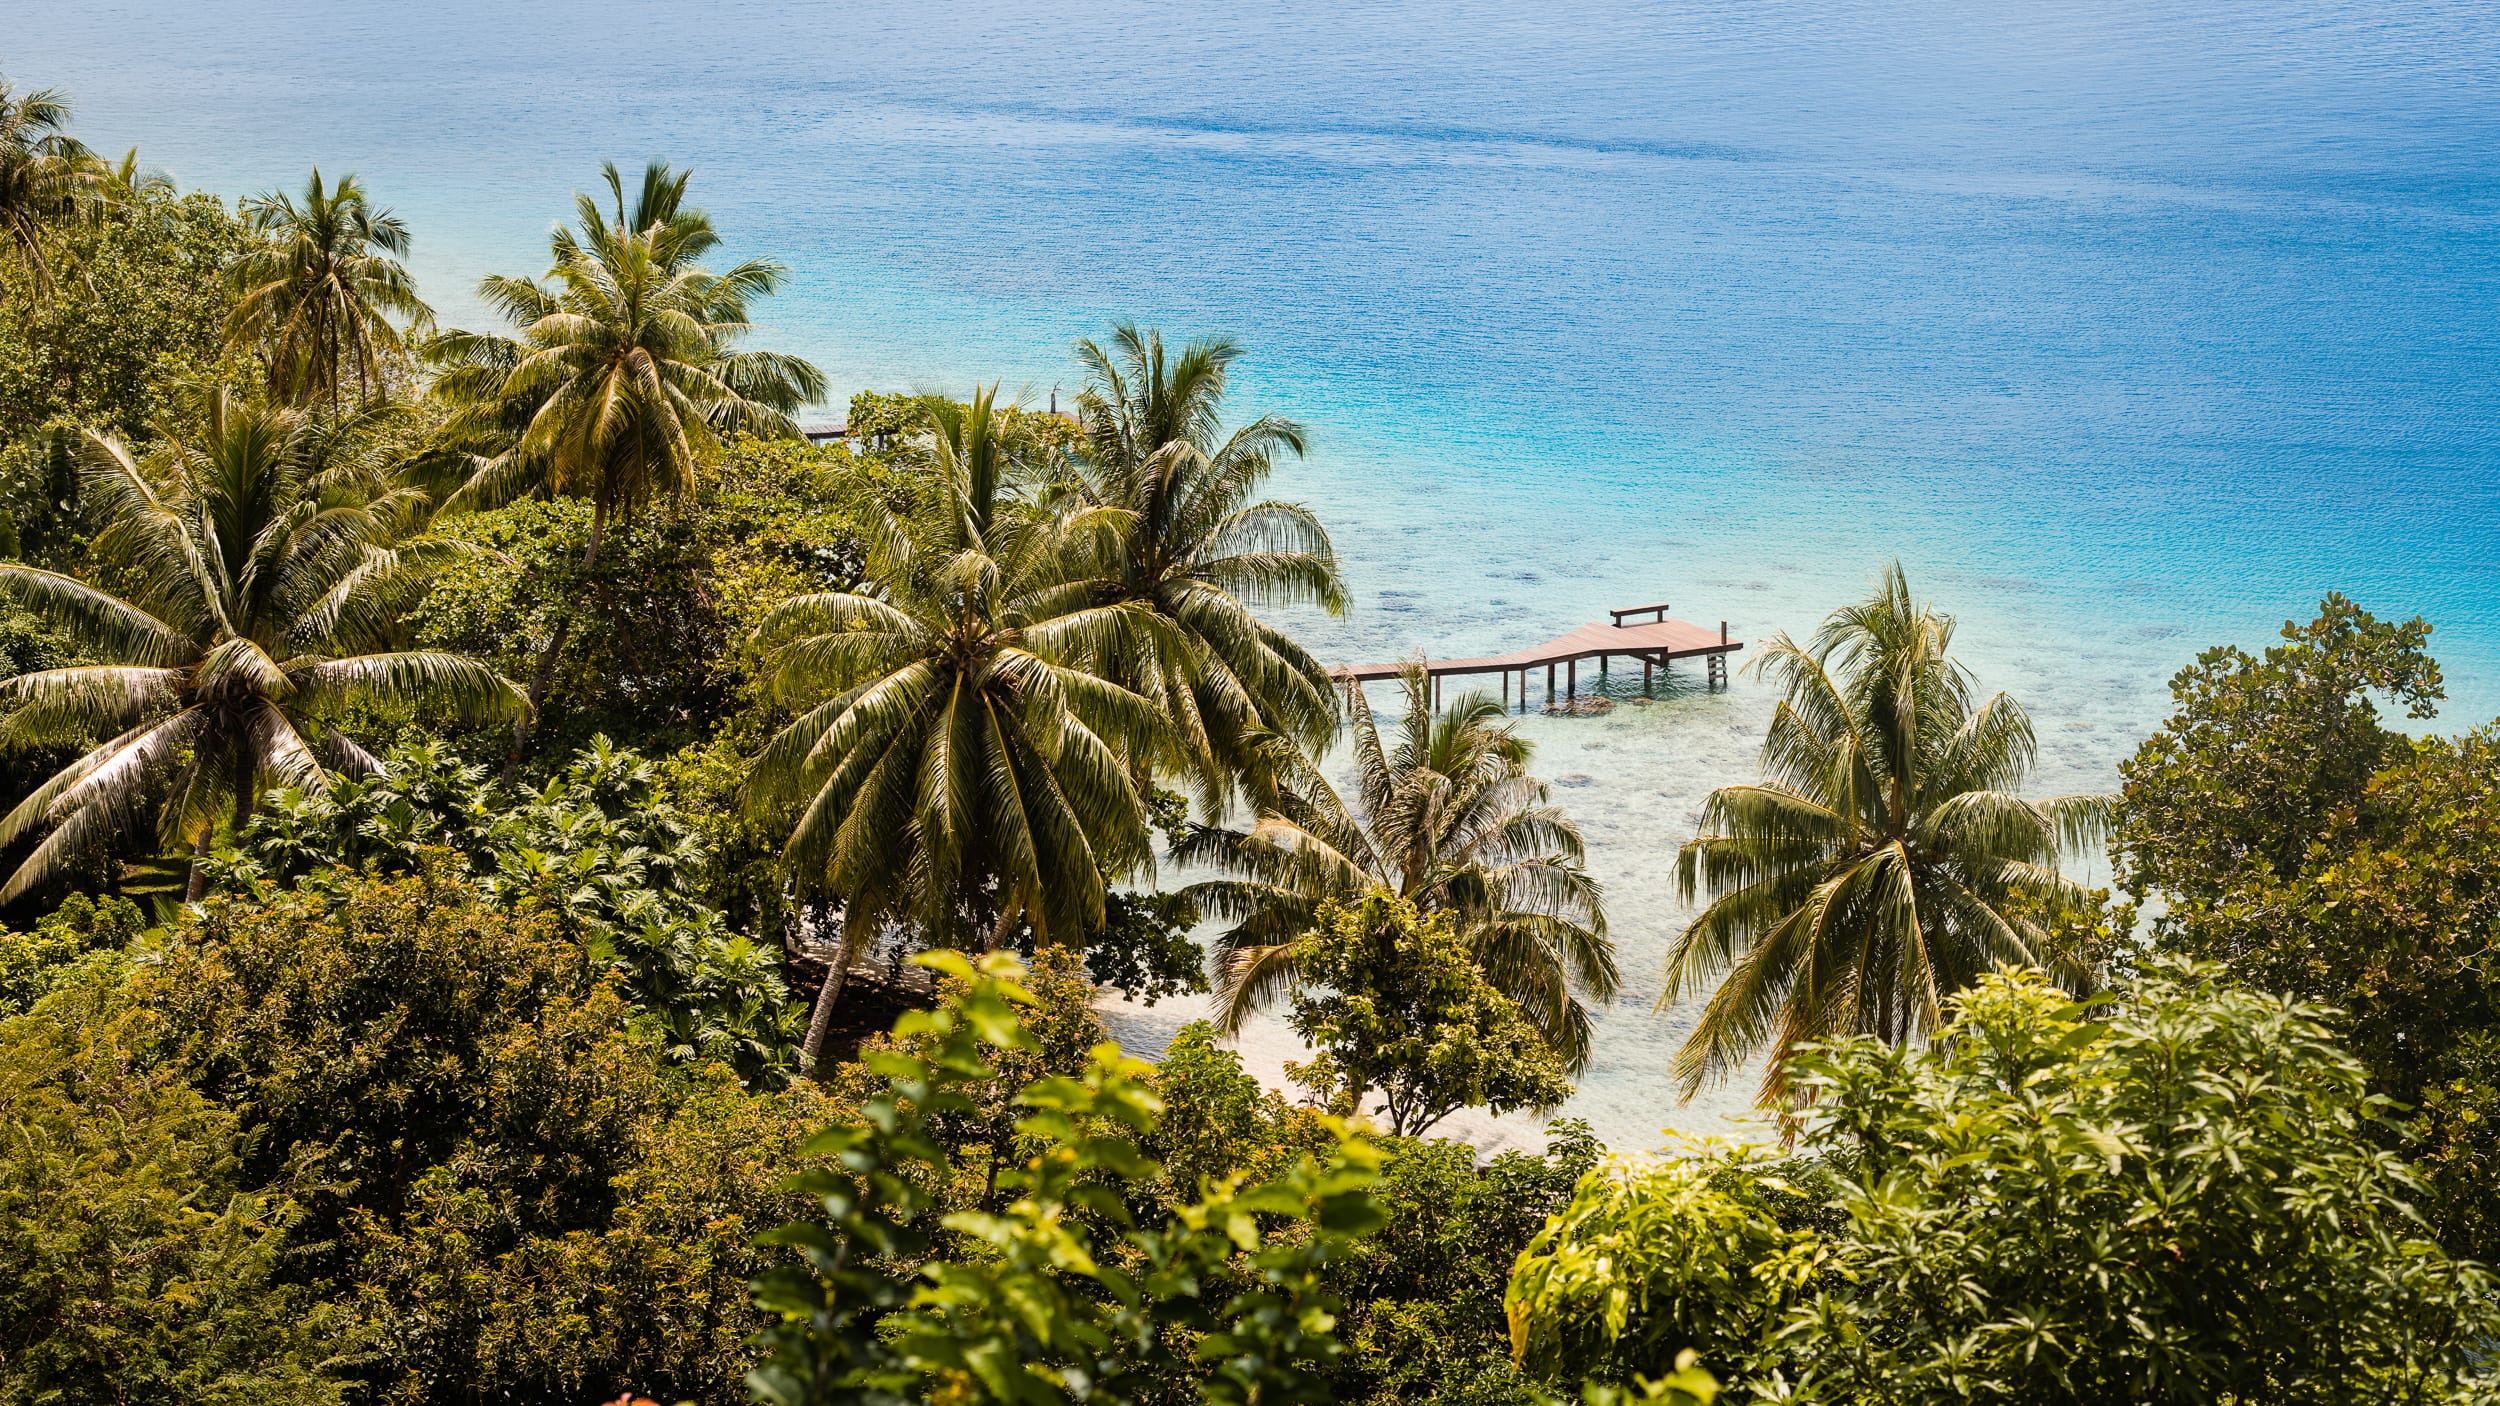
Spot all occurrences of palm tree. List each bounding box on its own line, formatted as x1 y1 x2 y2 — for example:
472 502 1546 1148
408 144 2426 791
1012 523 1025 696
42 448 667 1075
1180 661 1618 1071
432 159 823 559
747 384 1171 1072
96 148 172 204
1057 325 1345 813
1665 563 2110 1104
226 169 435 414
428 160 825 759
0 389 526 902
0 79 105 297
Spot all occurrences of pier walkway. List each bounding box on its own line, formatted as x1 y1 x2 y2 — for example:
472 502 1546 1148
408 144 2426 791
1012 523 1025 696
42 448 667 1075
1335 604 1744 712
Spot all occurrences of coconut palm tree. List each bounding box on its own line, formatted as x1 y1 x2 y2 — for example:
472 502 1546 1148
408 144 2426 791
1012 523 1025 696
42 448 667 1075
0 79 105 297
427 160 825 761
1180 660 1618 1071
431 159 822 558
225 169 434 414
0 389 526 902
95 147 173 205
1665 563 2111 1104
747 384 1172 1072
1055 326 1345 813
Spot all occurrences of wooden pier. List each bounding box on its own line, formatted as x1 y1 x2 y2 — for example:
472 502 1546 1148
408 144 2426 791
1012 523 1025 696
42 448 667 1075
1335 604 1743 713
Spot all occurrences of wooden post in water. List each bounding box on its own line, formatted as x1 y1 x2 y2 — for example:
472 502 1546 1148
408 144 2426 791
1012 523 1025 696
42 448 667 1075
1567 659 1577 703
1644 656 1653 694
1546 663 1555 707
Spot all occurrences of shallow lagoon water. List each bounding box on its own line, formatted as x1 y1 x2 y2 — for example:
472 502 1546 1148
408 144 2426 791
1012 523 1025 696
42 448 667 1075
18 0 2500 1148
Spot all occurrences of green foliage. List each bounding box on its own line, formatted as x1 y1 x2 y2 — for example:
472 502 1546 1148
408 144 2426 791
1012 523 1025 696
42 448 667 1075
844 388 949 449
1061 324 1343 813
140 864 657 1234
0 889 143 1014
1506 1137 1817 1391
821 944 1123 1222
1139 1022 1336 1199
1014 884 1208 1005
212 737 801 1083
2413 1031 2500 1264
2142 729 2500 1095
346 1063 837 1406
0 184 258 580
426 159 823 532
1322 1123 1606 1406
131 863 827 1406
2115 591 2442 906
0 971 343 1406
2116 599 2500 1258
1508 963 2500 1404
748 383 1172 1071
846 387 1082 463
409 439 873 758
411 496 742 751
747 950 1389 1406
997 793 1208 1006
1286 893 1575 1137
0 186 250 444
226 168 431 410
0 80 106 299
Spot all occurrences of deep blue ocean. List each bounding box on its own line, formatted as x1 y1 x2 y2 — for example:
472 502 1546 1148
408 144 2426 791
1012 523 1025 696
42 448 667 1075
16 0 2500 1143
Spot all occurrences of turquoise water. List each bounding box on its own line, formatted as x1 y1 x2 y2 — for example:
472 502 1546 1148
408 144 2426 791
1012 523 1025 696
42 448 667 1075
17 0 2500 1145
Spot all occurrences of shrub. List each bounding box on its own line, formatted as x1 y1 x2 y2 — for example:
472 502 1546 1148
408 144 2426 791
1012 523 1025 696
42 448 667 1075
1508 963 2500 1404
748 951 1388 1406
0 892 145 1015
214 738 801 1084
0 972 342 1406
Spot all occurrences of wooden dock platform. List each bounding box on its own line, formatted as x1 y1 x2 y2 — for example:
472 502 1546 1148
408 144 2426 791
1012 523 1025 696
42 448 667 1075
1336 606 1743 712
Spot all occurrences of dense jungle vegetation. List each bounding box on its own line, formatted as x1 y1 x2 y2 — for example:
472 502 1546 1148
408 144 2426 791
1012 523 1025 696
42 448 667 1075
4 75 2499 1406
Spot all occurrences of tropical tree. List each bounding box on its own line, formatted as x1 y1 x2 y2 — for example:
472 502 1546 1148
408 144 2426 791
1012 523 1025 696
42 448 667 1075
427 160 824 758
1180 661 1617 1070
747 384 1169 1072
1058 325 1344 811
1285 892 1575 1137
95 147 172 205
224 169 433 414
430 159 823 561
0 79 105 297
0 388 525 901
1664 563 2109 1103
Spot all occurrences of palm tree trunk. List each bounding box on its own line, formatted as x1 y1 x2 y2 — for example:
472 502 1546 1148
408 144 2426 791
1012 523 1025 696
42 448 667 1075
798 916 858 1080
502 499 606 780
183 829 211 903
985 897 1022 953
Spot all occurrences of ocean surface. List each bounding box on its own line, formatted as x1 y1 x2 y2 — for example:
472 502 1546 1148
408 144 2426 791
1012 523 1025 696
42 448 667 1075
17 0 2500 1148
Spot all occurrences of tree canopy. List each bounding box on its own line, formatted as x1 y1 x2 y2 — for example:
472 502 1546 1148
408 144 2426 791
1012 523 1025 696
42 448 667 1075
1509 963 2500 1404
